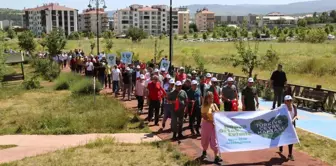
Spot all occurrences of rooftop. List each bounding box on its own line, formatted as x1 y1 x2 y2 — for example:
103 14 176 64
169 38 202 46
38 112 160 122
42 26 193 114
81 8 106 15
266 12 285 16
24 3 76 11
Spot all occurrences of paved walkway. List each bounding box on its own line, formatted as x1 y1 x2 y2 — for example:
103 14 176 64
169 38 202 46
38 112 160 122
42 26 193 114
101 89 330 166
0 133 160 164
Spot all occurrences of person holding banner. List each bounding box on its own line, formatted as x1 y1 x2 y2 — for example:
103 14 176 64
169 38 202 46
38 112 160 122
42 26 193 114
241 78 259 111
279 95 298 161
206 77 221 110
147 75 166 125
187 80 202 136
169 81 188 140
201 91 222 163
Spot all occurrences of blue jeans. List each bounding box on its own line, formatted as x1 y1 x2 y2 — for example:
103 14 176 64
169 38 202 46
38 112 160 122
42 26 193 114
113 81 119 95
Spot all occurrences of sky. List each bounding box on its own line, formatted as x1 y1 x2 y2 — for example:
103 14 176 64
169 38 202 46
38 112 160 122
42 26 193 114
2 0 313 11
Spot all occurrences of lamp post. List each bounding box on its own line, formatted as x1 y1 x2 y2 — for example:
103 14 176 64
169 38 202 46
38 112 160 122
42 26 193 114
169 0 173 74
88 0 107 55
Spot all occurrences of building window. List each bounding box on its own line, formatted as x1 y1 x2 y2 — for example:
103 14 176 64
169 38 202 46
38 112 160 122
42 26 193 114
163 14 165 17
152 12 155 15
144 12 148 15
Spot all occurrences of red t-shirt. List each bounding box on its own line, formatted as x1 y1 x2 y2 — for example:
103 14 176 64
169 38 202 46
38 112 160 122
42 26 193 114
140 63 146 69
176 73 187 82
147 82 166 101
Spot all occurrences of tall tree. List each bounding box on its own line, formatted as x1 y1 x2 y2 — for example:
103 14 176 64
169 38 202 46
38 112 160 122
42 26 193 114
45 28 67 59
18 30 36 55
7 28 16 39
330 10 336 22
297 19 307 27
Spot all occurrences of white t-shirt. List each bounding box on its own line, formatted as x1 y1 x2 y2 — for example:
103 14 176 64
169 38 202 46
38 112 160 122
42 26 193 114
112 68 121 81
86 62 94 71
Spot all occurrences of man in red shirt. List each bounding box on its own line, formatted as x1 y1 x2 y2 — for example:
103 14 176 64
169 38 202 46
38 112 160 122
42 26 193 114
176 67 187 82
147 75 166 125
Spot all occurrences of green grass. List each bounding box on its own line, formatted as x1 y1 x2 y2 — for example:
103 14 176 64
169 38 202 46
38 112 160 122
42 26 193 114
295 129 336 166
0 144 17 150
0 138 199 166
6 38 336 89
0 89 148 135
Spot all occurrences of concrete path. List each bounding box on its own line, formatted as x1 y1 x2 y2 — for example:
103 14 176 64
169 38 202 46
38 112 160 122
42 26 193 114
0 133 160 164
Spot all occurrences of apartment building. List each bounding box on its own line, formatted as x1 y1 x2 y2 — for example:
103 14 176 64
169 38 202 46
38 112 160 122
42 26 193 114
178 7 190 34
215 14 257 25
113 4 181 36
195 8 215 32
78 8 109 34
23 3 78 36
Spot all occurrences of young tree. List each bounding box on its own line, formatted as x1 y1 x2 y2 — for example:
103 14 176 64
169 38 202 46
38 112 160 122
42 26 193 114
202 33 207 40
231 40 261 77
87 31 95 39
212 31 218 39
192 48 206 73
38 39 47 52
90 40 96 54
104 39 113 52
183 33 188 39
174 34 178 40
297 19 307 27
18 30 36 55
288 29 294 38
253 29 260 38
126 27 148 42
102 30 114 39
45 28 67 59
0 32 6 83
7 28 16 39
189 23 198 32
193 33 199 39
261 45 279 71
68 31 80 40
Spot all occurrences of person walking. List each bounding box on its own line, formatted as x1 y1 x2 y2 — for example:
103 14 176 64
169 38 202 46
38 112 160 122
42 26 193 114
147 75 166 125
122 67 132 101
97 62 106 85
187 80 202 136
104 63 112 89
222 77 238 111
135 74 146 114
201 91 223 164
112 65 122 97
85 59 94 77
241 78 259 111
271 64 287 109
278 95 298 161
162 79 175 129
169 81 188 140
161 74 171 116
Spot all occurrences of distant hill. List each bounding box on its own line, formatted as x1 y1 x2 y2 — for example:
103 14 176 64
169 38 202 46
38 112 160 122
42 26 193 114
186 0 336 16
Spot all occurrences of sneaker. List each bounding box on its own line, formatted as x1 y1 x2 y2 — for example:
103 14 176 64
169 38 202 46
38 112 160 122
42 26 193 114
288 155 295 161
190 130 196 136
214 156 223 163
201 151 207 159
171 133 177 140
178 133 185 139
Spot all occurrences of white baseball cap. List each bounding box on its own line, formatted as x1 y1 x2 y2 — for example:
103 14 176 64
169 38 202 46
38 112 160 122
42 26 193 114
169 79 175 84
175 81 182 86
161 68 166 72
284 95 293 101
191 80 198 85
136 65 140 69
192 70 197 74
166 74 171 79
154 68 159 73
179 67 185 70
248 78 254 83
211 77 218 82
227 77 234 82
140 74 145 79
126 67 130 71
206 73 212 78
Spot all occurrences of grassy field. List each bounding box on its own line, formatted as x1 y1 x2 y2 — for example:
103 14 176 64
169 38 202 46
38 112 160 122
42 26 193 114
0 145 17 150
0 138 199 166
6 38 336 90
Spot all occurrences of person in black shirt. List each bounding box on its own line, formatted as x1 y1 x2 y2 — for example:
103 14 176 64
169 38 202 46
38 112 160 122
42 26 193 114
241 78 259 111
97 63 106 86
270 64 287 109
122 67 132 101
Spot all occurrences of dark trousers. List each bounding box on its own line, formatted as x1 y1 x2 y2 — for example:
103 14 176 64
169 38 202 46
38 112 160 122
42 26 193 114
280 121 296 155
273 86 284 109
112 81 119 95
171 109 185 134
123 83 131 100
98 75 105 85
136 96 144 111
160 98 165 115
189 105 201 134
224 101 232 112
105 74 111 88
148 100 161 124
86 70 93 77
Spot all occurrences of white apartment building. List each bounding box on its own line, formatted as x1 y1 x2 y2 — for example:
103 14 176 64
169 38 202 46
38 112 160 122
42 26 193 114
78 8 109 35
113 4 183 36
23 3 78 36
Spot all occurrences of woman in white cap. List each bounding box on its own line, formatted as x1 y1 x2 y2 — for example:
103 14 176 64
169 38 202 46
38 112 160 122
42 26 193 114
169 81 188 140
162 78 175 129
279 95 298 161
135 74 146 113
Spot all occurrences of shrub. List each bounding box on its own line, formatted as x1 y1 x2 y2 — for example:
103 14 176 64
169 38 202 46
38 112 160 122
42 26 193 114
305 28 327 43
262 87 274 101
32 58 60 81
71 77 103 95
22 76 41 90
54 73 82 90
